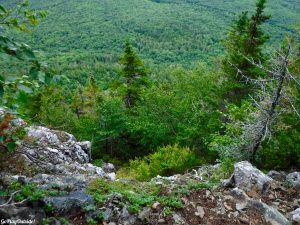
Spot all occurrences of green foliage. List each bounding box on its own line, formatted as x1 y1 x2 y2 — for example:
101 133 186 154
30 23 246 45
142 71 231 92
88 178 188 214
1 0 298 174
9 182 45 203
44 203 54 213
119 41 148 108
0 1 47 108
41 219 51 225
8 181 65 204
2 0 297 84
128 64 222 156
58 218 71 225
163 207 173 216
88 179 160 213
223 0 270 101
209 95 300 170
89 178 217 214
209 101 254 160
87 219 97 225
0 111 27 152
92 159 103 167
257 114 300 169
118 144 201 181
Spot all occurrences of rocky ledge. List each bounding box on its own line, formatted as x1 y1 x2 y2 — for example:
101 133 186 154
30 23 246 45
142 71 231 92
0 122 116 180
1 160 299 225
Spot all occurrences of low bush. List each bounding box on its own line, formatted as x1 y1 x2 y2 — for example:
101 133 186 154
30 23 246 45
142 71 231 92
117 144 202 181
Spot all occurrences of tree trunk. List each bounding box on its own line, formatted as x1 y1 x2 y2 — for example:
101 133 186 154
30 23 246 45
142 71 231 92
251 50 289 162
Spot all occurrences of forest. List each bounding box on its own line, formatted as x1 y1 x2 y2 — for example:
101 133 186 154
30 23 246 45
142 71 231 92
0 0 300 181
1 0 300 224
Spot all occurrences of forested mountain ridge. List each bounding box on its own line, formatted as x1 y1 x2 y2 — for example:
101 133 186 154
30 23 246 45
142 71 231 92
2 0 300 77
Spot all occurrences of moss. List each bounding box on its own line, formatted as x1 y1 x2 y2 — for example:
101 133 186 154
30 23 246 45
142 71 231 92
88 178 216 214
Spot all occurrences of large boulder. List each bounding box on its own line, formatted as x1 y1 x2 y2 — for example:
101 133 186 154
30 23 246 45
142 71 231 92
247 200 291 225
234 161 273 193
1 125 115 179
43 191 94 216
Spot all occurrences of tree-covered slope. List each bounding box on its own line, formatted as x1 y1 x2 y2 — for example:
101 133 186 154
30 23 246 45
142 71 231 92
6 0 299 66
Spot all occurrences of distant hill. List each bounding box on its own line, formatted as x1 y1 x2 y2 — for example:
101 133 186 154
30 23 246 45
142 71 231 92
1 0 299 82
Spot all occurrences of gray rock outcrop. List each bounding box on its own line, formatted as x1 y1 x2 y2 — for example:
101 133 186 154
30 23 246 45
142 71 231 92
1 125 115 180
43 191 94 216
234 161 273 193
247 200 291 225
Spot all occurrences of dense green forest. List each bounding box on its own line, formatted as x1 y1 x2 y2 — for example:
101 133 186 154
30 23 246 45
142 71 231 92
0 0 299 181
2 0 300 85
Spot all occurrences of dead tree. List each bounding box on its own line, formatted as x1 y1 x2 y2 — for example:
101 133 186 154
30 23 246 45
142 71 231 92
230 41 299 162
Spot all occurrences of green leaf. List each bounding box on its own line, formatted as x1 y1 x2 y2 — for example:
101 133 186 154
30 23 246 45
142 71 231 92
17 91 29 104
29 68 38 79
0 5 6 13
0 83 4 99
37 71 46 83
44 73 52 85
17 84 32 93
7 142 16 152
21 48 36 59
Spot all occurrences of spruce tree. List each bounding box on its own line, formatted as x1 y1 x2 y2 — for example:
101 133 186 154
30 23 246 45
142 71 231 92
223 0 270 101
71 77 102 118
120 41 147 109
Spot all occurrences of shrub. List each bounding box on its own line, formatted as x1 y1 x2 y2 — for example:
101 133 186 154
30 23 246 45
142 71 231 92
118 144 202 181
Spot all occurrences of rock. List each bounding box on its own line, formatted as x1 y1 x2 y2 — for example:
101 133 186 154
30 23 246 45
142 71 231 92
102 163 116 173
43 191 94 216
195 206 205 218
236 202 248 211
152 202 160 209
230 188 249 211
196 164 220 180
98 193 137 225
0 205 45 224
172 213 186 224
267 170 286 181
138 207 151 221
0 173 30 186
95 167 105 176
0 122 115 179
31 173 95 191
221 174 235 188
286 172 300 188
234 161 273 193
238 216 250 224
247 199 291 225
290 208 300 224
105 172 116 181
230 188 249 201
224 202 233 211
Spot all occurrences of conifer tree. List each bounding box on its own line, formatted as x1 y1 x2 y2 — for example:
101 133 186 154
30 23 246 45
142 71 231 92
223 0 270 101
120 41 147 109
71 77 102 118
